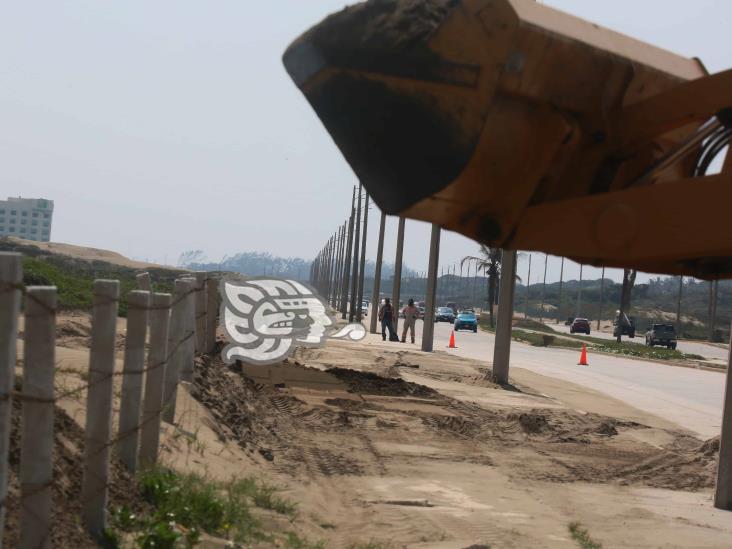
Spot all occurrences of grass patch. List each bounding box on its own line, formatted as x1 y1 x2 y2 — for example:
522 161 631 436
105 467 310 547
563 332 705 360
481 316 706 361
284 532 326 549
20 255 176 316
227 476 298 518
568 522 602 549
513 318 557 333
511 329 584 349
591 341 703 361
137 467 260 544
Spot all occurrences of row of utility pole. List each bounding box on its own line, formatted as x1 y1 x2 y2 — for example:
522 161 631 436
309 187 444 347
313 190 725 346
522 254 721 341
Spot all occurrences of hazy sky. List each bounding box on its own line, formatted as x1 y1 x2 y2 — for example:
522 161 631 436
2 1 730 286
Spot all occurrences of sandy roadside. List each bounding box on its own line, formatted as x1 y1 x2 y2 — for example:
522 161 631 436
11 314 732 547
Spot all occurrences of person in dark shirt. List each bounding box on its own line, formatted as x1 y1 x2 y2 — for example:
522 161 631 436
378 297 397 341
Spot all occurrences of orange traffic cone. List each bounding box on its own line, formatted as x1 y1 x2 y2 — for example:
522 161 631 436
578 343 588 366
448 330 457 349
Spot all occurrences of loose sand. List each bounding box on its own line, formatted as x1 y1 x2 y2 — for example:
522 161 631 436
8 313 732 547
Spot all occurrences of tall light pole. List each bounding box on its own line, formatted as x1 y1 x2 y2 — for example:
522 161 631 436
676 276 683 333
369 210 386 333
392 217 405 332
576 264 584 318
556 257 565 323
349 184 363 322
524 253 532 319
597 266 605 331
332 224 344 309
421 224 441 352
539 253 548 323
709 280 719 342
493 249 518 385
472 262 478 308
340 188 356 319
356 192 369 321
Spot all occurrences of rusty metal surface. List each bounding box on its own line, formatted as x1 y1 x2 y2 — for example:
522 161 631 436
284 0 731 278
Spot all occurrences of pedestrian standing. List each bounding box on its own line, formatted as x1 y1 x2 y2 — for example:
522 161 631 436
378 297 397 342
401 298 418 344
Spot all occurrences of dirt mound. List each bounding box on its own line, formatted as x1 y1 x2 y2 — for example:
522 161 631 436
614 436 719 491
324 397 368 411
510 410 620 439
326 367 439 398
192 355 386 478
191 352 716 496
512 412 550 434
422 406 624 445
3 381 149 547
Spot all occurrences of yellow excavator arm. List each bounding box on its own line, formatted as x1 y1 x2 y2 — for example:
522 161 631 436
283 0 732 279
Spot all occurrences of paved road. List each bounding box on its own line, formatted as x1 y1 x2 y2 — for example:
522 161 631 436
547 321 729 362
370 319 726 438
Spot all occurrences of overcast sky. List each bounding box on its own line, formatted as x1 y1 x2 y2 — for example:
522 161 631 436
2 1 730 286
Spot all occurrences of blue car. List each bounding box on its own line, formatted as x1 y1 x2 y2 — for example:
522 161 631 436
454 311 478 332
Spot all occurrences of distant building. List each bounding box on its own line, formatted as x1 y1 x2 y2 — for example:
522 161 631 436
0 197 54 242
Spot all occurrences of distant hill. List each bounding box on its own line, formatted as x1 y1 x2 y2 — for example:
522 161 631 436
178 250 418 281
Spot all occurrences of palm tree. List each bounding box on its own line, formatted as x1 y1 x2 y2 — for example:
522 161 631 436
461 245 504 327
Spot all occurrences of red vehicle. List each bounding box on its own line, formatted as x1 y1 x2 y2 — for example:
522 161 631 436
570 317 591 335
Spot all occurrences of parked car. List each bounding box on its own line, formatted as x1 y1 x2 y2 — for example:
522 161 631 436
435 307 455 323
454 311 478 332
569 317 591 334
564 317 575 326
613 315 636 338
417 306 425 319
646 323 677 349
360 300 369 317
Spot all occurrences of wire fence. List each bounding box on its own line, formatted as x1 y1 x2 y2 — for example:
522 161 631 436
0 251 220 546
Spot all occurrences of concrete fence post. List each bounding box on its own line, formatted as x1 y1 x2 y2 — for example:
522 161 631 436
81 279 120 539
20 286 57 549
139 292 172 468
206 275 219 352
161 279 193 424
0 252 22 545
116 290 150 472
136 272 152 292
194 272 207 353
179 278 197 382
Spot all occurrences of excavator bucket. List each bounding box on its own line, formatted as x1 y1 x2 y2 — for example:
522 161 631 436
283 0 732 279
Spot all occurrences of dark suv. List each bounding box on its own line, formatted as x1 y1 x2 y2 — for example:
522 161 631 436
646 324 677 349
570 317 591 334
